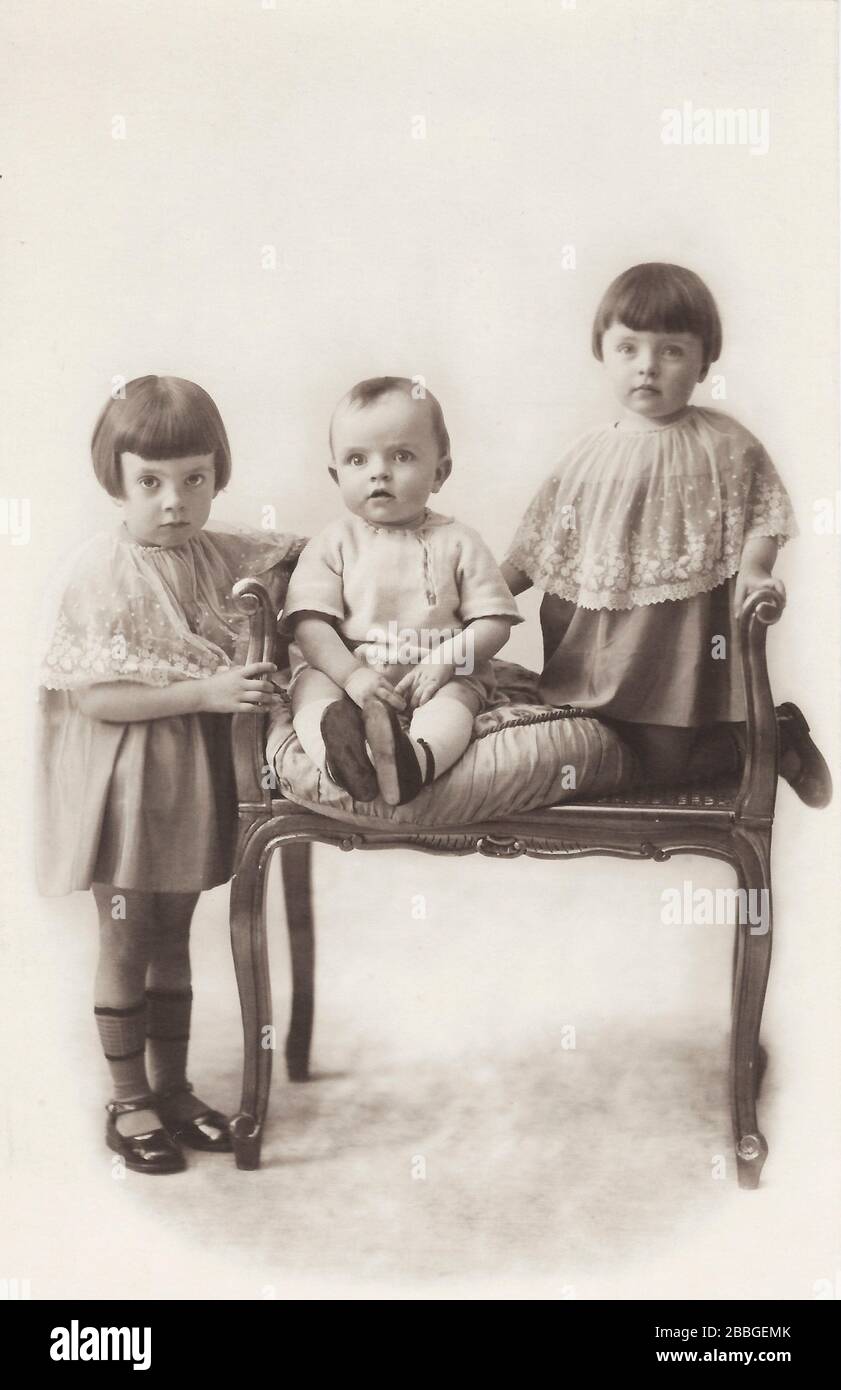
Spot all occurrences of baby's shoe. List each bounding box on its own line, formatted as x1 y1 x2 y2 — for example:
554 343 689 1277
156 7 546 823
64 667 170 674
776 703 832 808
105 1095 186 1175
154 1082 232 1153
321 697 379 802
362 697 433 806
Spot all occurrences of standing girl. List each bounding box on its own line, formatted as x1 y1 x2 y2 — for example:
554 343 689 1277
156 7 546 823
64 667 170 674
502 263 830 802
37 376 300 1173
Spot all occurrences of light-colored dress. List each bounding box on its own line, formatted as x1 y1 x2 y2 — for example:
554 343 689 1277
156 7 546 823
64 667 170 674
504 407 797 726
36 522 300 896
284 508 522 706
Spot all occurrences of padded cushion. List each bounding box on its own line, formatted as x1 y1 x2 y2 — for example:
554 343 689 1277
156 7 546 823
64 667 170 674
266 660 639 827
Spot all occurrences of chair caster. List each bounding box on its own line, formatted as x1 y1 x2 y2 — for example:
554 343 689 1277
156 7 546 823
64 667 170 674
735 1131 768 1189
230 1113 263 1170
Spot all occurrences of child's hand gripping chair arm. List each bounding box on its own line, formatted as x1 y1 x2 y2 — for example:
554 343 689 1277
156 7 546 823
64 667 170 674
231 575 290 814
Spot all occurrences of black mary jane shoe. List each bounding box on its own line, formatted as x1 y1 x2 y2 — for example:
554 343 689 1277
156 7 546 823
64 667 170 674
321 696 379 802
105 1096 186 1175
776 702 833 809
361 697 433 806
155 1083 233 1154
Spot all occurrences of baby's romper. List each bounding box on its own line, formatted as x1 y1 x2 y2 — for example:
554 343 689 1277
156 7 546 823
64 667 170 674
36 522 301 896
504 407 797 734
283 507 521 709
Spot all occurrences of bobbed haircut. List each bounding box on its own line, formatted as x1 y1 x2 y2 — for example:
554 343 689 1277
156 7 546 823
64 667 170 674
91 375 232 499
592 263 722 367
330 376 451 460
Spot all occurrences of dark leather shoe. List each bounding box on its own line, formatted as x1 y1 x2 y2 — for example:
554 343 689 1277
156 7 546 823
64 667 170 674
155 1085 233 1153
321 697 379 802
776 703 833 809
361 697 431 806
106 1097 186 1175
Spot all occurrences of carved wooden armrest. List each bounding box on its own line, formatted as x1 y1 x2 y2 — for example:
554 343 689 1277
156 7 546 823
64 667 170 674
231 577 283 812
735 586 784 820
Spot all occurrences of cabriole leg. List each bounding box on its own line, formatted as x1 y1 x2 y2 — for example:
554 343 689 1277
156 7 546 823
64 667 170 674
730 832 773 1189
281 841 315 1081
229 827 276 1170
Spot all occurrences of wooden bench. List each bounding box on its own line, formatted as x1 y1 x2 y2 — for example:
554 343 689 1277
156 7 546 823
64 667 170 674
227 562 783 1189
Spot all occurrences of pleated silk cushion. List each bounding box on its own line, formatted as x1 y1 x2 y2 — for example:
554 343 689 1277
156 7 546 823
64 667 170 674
265 660 638 828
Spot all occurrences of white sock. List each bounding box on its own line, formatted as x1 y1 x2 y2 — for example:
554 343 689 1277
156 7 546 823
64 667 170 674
409 699 475 782
292 699 335 771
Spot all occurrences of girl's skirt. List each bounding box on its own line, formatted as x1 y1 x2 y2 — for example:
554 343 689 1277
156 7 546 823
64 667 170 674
537 578 746 727
37 696 237 895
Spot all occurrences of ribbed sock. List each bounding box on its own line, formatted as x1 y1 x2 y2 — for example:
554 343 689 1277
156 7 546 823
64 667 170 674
146 987 211 1122
146 986 191 1091
146 986 192 1092
94 1000 158 1138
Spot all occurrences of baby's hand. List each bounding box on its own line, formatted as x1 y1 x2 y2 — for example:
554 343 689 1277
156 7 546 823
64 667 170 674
395 661 455 709
199 662 282 714
344 666 405 711
734 567 786 615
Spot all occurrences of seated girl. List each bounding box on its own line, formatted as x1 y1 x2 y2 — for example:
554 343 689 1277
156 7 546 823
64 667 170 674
501 262 830 805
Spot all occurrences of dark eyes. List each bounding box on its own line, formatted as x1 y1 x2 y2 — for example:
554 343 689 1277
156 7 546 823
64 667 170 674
137 473 208 489
616 343 685 357
345 451 415 466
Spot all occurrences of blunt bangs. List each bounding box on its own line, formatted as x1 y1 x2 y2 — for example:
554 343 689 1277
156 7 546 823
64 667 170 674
91 376 231 498
592 264 722 365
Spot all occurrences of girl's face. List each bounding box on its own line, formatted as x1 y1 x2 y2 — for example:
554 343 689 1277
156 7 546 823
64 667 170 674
601 322 708 427
119 452 216 547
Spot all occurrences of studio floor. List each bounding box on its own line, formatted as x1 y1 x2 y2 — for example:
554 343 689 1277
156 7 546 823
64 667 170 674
6 779 840 1302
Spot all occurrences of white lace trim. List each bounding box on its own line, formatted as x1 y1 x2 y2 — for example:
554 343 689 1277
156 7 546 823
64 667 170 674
504 409 797 611
37 524 301 691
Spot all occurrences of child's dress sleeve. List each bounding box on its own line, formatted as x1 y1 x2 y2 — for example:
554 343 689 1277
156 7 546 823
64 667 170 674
200 524 308 629
201 524 307 586
502 470 565 591
282 527 346 629
740 438 798 547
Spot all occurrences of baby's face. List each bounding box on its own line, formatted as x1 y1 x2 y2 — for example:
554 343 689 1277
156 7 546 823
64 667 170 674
329 391 450 528
119 452 215 547
601 322 708 425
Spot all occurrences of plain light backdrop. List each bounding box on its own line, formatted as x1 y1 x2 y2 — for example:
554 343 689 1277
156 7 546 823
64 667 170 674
1 0 839 1299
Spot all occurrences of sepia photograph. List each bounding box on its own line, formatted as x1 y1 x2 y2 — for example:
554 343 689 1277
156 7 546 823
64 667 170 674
2 0 839 1324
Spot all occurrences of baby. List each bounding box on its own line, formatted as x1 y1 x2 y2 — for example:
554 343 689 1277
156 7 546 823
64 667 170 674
285 377 521 804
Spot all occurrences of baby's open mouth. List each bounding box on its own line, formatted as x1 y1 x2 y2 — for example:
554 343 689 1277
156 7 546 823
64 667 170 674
369 491 394 499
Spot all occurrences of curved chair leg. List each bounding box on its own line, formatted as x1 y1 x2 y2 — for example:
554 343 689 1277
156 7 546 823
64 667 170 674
229 824 276 1170
731 926 768 1100
281 841 315 1081
730 830 773 1189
